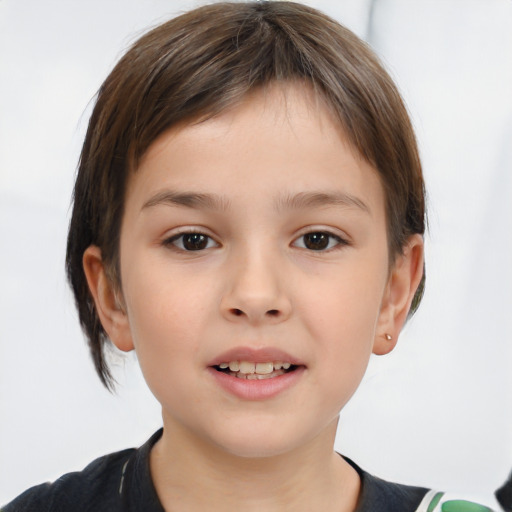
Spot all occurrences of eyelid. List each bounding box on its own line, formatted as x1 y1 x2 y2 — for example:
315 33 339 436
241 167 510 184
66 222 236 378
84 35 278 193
162 227 220 251
291 227 350 251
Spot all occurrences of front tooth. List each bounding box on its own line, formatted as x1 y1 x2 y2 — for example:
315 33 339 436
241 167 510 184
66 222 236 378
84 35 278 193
256 362 273 374
239 361 256 374
256 373 274 380
229 361 240 372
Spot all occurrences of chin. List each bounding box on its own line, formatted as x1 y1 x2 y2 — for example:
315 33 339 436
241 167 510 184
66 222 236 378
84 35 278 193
218 436 300 459
205 417 320 460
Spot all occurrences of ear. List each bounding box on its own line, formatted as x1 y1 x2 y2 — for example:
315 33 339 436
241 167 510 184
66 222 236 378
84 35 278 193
82 246 134 352
373 234 424 355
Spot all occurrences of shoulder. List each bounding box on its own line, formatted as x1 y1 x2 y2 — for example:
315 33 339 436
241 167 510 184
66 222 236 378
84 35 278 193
2 429 164 512
343 455 430 511
415 491 501 512
1 447 135 512
344 457 500 512
353 465 430 512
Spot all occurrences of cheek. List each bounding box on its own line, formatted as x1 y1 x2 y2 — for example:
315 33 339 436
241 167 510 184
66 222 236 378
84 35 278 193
300 262 386 393
121 261 212 370
303 263 385 340
123 281 208 409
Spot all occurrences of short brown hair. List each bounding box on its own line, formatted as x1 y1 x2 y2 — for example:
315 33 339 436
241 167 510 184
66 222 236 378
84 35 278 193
66 1 426 389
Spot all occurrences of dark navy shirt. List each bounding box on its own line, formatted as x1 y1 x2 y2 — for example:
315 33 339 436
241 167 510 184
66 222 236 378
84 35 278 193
2 429 429 511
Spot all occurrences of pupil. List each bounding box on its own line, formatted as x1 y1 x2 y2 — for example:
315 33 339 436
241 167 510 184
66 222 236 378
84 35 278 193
304 233 328 250
183 233 207 250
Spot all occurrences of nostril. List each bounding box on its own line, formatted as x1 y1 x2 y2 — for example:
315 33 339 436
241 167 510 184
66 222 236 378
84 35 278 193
225 307 283 320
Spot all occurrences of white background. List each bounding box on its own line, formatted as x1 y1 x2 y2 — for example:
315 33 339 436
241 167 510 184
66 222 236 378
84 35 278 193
1 0 511 506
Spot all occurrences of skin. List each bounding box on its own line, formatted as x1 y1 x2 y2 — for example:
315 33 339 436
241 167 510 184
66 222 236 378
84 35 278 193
84 84 424 512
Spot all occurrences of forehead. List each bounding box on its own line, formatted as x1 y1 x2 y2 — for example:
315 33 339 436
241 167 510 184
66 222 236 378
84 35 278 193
125 83 384 217
138 82 355 163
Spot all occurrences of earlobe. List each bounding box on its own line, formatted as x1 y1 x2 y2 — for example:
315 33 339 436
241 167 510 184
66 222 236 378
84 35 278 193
82 246 134 352
373 234 424 356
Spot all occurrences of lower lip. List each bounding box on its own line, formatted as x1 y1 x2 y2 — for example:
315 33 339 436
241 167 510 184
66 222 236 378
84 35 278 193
208 367 305 401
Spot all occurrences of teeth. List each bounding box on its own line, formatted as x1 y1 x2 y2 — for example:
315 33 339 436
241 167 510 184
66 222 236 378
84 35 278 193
219 360 294 375
239 361 256 374
236 369 286 380
255 362 273 374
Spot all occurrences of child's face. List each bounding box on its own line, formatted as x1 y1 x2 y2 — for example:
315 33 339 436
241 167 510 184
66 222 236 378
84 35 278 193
107 85 400 457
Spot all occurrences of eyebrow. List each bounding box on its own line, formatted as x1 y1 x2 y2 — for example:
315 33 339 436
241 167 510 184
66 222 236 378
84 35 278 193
142 189 370 215
142 190 231 211
276 191 371 214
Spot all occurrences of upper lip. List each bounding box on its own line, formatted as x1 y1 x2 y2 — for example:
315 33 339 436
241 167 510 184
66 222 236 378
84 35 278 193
208 346 304 367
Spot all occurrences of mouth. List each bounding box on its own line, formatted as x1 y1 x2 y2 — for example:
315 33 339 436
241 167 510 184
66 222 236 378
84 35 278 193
208 347 305 399
213 360 299 380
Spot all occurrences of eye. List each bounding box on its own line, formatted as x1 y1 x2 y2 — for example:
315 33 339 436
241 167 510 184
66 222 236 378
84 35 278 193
165 232 218 251
293 231 346 251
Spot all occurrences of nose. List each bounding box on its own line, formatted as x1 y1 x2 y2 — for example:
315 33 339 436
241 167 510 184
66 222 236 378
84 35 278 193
220 248 292 325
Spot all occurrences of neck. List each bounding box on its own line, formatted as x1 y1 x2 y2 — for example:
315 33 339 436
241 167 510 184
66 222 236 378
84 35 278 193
150 416 360 512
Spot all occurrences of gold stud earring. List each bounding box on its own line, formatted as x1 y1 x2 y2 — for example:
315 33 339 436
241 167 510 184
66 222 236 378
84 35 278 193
385 334 392 341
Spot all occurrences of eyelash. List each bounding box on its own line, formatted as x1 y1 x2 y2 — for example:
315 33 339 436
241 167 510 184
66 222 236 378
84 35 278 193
292 231 348 252
163 230 219 252
163 230 348 253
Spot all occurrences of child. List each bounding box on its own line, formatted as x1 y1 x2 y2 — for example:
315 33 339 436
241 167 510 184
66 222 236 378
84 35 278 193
1 2 496 511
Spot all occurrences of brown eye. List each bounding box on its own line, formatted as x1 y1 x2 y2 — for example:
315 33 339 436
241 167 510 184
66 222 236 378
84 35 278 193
166 232 217 251
182 233 208 250
293 232 345 251
303 233 329 250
